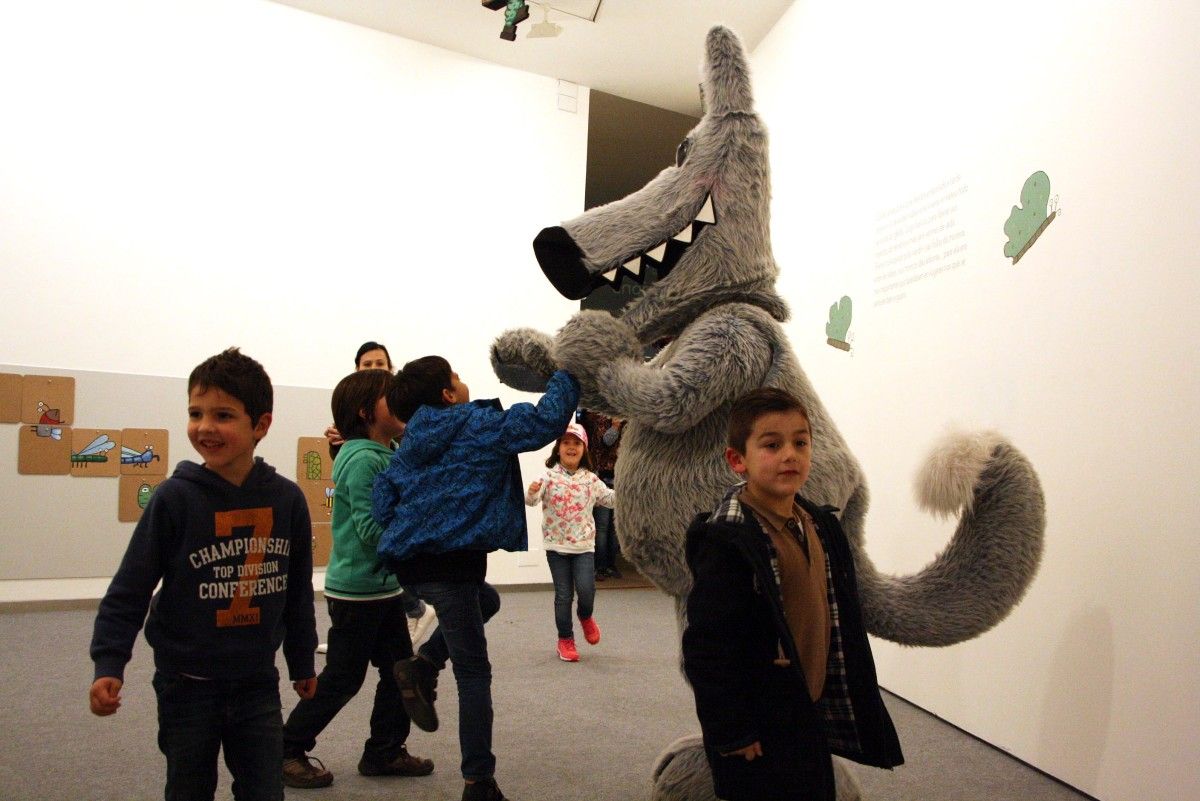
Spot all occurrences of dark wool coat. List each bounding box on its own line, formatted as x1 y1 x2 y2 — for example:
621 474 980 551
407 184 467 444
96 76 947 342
682 488 902 801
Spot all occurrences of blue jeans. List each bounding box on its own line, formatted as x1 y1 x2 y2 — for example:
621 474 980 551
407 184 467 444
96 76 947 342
593 502 616 572
406 581 501 780
283 595 412 762
153 669 283 801
545 551 595 639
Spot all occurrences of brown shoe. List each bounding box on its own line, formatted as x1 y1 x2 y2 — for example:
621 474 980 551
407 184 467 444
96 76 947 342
358 746 434 777
282 754 333 788
394 655 439 732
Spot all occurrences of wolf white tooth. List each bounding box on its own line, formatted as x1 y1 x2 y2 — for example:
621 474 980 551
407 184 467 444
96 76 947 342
671 224 693 244
696 194 715 224
624 257 643 277
603 268 618 284
645 242 667 262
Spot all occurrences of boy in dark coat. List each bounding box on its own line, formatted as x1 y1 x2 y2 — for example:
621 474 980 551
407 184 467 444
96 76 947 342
682 387 902 801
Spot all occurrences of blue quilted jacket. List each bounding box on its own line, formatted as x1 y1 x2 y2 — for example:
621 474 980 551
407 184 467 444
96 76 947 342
373 370 579 567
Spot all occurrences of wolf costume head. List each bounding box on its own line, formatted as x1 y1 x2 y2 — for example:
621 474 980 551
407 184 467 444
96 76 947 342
492 27 1044 800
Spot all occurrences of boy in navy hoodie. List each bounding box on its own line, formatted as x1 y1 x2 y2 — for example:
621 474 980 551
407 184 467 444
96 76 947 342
89 347 319 801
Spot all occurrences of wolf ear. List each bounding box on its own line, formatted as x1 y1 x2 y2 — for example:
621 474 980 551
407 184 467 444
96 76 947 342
702 26 754 116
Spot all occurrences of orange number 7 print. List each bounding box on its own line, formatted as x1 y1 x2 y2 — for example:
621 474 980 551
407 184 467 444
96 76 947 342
214 508 274 627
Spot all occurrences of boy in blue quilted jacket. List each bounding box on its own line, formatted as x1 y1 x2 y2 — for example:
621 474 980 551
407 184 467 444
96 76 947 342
372 355 579 801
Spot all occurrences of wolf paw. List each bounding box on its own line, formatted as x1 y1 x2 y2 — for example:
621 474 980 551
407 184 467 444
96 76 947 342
552 310 641 387
491 328 556 392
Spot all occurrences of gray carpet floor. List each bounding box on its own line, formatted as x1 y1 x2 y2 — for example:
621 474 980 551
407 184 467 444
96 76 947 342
0 586 1092 800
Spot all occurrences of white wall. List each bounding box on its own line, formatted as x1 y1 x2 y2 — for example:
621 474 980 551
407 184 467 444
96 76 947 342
753 2 1199 800
0 0 590 596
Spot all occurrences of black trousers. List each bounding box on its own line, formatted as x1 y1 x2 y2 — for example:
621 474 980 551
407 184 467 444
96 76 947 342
282 595 414 761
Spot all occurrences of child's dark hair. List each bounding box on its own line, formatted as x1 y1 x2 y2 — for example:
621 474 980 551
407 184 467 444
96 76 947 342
545 434 595 471
727 387 811 453
387 355 453 422
188 347 273 425
355 341 393 370
331 369 392 443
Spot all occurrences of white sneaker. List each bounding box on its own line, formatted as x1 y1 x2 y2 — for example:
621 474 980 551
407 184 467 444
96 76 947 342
407 606 437 647
316 643 328 654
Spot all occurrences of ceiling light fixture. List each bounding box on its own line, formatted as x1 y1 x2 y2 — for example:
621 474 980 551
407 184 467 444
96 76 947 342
527 3 563 38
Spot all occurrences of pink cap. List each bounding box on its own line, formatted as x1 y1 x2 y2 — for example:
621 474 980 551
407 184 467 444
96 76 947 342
563 422 588 447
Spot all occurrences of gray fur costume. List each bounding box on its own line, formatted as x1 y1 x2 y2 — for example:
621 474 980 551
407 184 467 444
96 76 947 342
491 27 1045 800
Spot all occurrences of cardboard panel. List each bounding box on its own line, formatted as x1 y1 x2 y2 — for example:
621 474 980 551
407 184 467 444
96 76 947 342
21 374 75 426
18 424 73 475
300 479 335 525
118 474 167 522
312 522 332 567
296 437 333 481
120 428 169 476
0 373 22 423
70 428 122 477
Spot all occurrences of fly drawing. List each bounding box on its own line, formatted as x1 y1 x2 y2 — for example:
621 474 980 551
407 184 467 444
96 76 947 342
31 402 64 440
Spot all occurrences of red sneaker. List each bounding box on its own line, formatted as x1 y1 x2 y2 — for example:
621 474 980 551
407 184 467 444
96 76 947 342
580 617 601 645
557 638 579 662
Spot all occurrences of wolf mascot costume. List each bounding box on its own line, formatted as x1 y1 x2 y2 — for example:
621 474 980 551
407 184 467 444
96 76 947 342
491 26 1044 800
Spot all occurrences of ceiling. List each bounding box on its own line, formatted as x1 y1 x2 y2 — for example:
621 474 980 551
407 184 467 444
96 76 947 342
266 0 795 115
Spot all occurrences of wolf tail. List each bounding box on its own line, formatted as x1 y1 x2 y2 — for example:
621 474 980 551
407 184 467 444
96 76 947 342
846 431 1046 647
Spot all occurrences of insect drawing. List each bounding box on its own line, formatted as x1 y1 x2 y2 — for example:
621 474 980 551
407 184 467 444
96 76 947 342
137 482 158 509
72 434 117 466
304 451 322 481
121 445 161 467
31 402 64 440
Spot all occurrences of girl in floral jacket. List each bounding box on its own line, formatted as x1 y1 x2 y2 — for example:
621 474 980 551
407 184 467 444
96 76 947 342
525 422 615 662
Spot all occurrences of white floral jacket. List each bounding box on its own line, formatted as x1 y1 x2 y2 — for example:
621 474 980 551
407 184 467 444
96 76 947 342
525 463 615 554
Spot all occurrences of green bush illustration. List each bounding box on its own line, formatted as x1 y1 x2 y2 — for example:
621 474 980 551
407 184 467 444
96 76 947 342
1003 171 1052 259
826 296 852 342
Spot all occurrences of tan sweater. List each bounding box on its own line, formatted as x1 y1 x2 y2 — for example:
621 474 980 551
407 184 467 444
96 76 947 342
740 495 831 702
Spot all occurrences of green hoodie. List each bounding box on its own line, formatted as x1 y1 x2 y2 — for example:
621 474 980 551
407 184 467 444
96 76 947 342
324 438 401 600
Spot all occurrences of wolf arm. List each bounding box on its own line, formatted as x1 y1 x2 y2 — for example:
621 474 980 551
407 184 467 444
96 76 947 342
554 307 771 433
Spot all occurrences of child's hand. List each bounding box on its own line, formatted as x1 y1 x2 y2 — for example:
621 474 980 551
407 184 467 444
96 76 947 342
323 425 344 447
528 480 543 494
293 677 317 699
89 677 123 716
721 741 763 761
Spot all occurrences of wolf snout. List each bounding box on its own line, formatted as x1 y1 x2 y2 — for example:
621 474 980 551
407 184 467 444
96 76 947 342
533 225 596 300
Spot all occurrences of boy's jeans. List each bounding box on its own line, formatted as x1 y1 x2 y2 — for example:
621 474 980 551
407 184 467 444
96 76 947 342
407 581 501 780
545 551 596 639
283 595 413 762
153 669 283 801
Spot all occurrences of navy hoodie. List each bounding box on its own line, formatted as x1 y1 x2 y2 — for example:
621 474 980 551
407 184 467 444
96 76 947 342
90 458 317 683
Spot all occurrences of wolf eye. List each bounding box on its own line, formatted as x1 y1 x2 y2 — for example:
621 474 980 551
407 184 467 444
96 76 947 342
675 137 691 167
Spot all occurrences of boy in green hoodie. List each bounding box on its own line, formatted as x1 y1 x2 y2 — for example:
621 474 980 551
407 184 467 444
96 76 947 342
281 369 435 789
